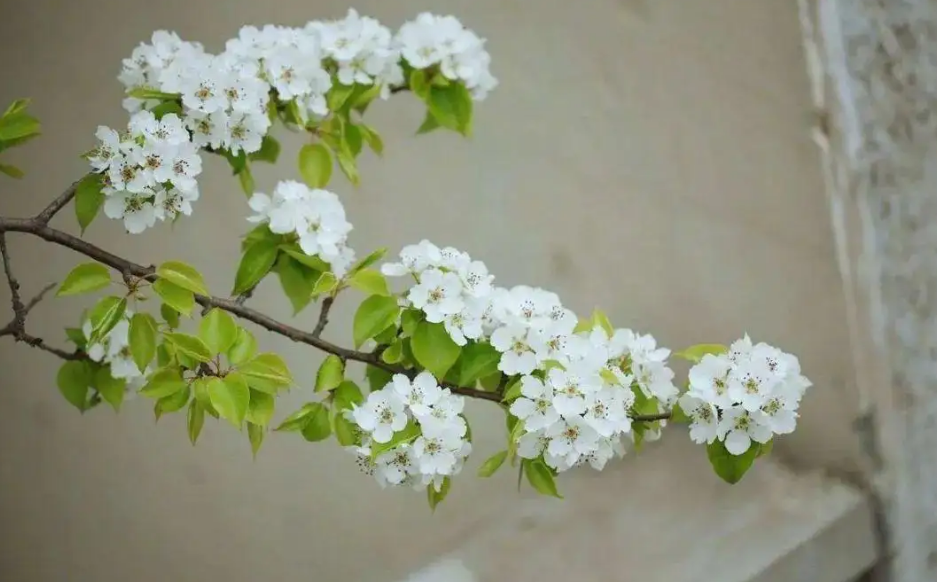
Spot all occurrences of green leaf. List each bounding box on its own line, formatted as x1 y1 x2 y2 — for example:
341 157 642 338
411 321 461 380
427 477 451 512
409 70 430 99
237 164 254 195
199 308 238 355
332 380 364 411
233 238 279 295
164 332 212 363
187 400 205 445
371 421 421 459
349 248 387 275
150 100 183 120
312 271 337 295
57 360 92 411
349 268 389 296
65 327 86 349
156 261 209 296
246 390 275 426
57 262 111 296
676 344 729 363
477 450 508 478
400 308 423 337
375 324 399 346
208 375 249 427
591 309 614 337
75 176 104 229
156 386 190 414
333 412 358 446
352 83 382 113
0 110 40 141
227 327 258 366
707 439 760 484
758 439 774 458
669 401 691 423
427 84 473 136
366 365 393 392
502 377 523 402
0 163 24 178
358 124 384 156
127 87 180 100
416 111 440 134
160 303 181 329
275 254 316 314
140 367 187 398
315 355 344 393
153 279 194 317
327 83 356 111
88 296 126 343
352 294 400 349
336 142 359 186
300 402 332 442
381 340 403 364
275 403 319 432
128 313 158 372
4 98 30 117
457 342 501 386
343 122 363 157
249 135 281 163
523 459 563 498
238 353 292 393
247 422 265 456
298 142 333 189
94 365 126 411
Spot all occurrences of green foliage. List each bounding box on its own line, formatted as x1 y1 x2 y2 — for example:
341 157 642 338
370 421 421 459
94 365 126 411
234 236 279 295
707 439 761 484
299 142 333 188
427 477 451 512
160 303 181 329
0 98 40 157
208 375 249 427
237 353 293 393
187 400 206 445
315 355 344 392
87 296 127 344
128 313 158 372
426 84 473 137
153 279 194 317
366 365 393 392
348 248 387 275
675 343 729 363
349 268 389 296
140 367 187 398
455 342 501 386
352 294 399 348
248 422 265 456
249 135 281 164
274 401 333 441
199 308 238 355
56 263 111 296
165 332 212 363
312 271 337 295
477 450 507 478
275 254 316 314
332 380 364 411
411 321 461 380
156 261 209 296
246 390 275 426
523 459 562 498
57 360 92 411
74 173 105 233
227 327 258 366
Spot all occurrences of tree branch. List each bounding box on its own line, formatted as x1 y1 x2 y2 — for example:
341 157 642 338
0 184 673 420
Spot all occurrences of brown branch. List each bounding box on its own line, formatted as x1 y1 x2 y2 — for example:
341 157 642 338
0 185 674 421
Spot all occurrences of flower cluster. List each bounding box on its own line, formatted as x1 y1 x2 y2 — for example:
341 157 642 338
247 180 355 276
396 13 498 100
82 311 148 385
679 335 812 455
89 112 203 234
348 372 472 491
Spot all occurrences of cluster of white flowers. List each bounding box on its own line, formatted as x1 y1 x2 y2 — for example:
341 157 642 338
89 112 203 234
247 180 355 277
396 13 498 100
348 372 472 491
679 335 812 455
82 311 149 387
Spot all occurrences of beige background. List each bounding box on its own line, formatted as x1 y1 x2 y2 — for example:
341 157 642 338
0 1 860 580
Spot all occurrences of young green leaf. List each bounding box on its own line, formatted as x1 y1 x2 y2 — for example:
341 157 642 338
65 327 87 349
0 163 24 179
348 248 387 275
409 70 430 99
332 380 364 411
675 343 729 363
352 294 400 349
72 173 105 233
156 385 191 414
366 365 393 392
150 100 183 120
153 279 195 316
164 332 212 363
156 261 209 296
247 422 265 456
238 353 292 393
88 296 127 343
246 390 275 426
400 308 423 337
411 321 461 380
349 268 389 296
477 450 508 478
358 124 384 156
199 308 238 355
336 143 359 185
94 365 126 411
0 110 40 141
275 403 319 432
128 313 158 372
281 246 331 271
416 111 440 134
315 355 345 392
591 309 614 336
275 254 316 314
332 412 358 446
57 360 92 411
208 375 250 427
233 238 279 295
457 342 501 386
227 327 258 366
187 400 206 445
427 477 451 512
160 302 181 328
370 421 422 459
249 135 281 164
427 84 473 136
381 340 403 364
298 142 333 188
56 263 111 296
300 402 332 442
523 459 563 498
237 164 254 195
140 367 187 398
707 439 760 484
312 271 337 295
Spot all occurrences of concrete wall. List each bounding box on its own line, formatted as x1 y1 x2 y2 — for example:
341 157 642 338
0 1 860 580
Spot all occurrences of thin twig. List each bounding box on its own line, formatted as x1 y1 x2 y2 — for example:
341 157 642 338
0 233 25 330
312 296 334 338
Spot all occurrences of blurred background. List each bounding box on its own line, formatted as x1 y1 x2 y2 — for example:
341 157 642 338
0 0 889 581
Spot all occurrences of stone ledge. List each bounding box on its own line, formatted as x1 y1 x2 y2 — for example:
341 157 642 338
392 434 877 582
